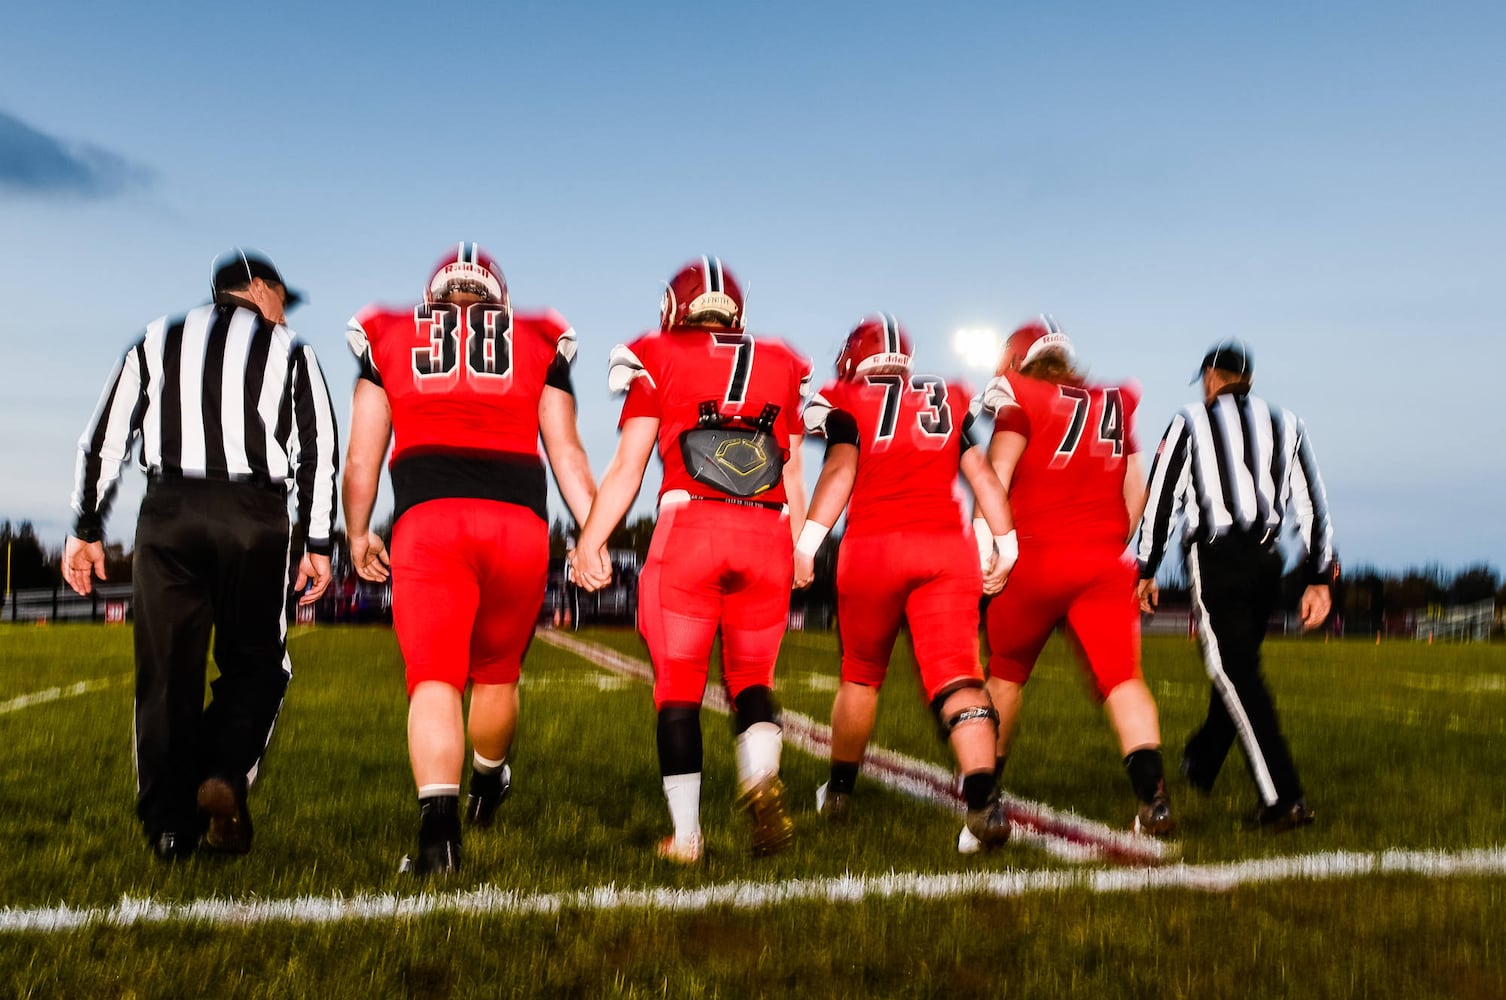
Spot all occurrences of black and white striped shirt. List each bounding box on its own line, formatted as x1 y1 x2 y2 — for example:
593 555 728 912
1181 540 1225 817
71 303 339 554
1135 387 1334 584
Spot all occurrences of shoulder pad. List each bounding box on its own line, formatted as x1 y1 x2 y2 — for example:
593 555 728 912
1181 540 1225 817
979 374 1019 414
801 390 835 436
607 341 654 394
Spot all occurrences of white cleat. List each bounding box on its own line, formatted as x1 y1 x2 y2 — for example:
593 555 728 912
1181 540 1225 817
957 823 983 855
656 833 705 865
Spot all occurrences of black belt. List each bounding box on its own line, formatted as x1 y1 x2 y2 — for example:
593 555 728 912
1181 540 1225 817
148 468 286 495
689 494 785 512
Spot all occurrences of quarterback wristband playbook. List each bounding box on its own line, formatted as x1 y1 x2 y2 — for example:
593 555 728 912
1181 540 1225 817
795 521 830 558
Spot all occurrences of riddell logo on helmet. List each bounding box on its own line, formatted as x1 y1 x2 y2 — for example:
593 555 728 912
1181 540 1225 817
857 352 912 374
432 262 502 300
686 291 737 318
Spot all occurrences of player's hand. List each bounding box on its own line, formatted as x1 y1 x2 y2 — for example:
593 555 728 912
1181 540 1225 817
981 552 1010 595
349 532 391 583
1299 584 1332 631
1136 578 1158 614
793 551 816 590
61 536 106 597
296 553 333 605
571 544 613 592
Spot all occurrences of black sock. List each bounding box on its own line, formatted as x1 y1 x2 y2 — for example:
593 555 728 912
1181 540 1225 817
1123 748 1167 804
418 794 461 845
993 754 1008 783
828 761 860 796
961 772 997 812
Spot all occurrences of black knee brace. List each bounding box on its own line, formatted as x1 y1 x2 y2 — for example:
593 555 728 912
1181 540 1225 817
930 681 997 740
732 685 780 735
656 703 703 776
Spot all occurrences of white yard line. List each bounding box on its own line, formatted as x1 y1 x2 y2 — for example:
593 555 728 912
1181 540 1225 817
536 631 1173 866
0 676 125 714
4 846 1503 933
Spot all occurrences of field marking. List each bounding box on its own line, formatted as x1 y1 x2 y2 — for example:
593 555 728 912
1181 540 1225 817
3 846 1503 934
536 631 1172 867
0 676 126 715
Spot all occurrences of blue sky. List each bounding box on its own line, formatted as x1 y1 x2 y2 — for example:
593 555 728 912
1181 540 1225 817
2 1 1502 572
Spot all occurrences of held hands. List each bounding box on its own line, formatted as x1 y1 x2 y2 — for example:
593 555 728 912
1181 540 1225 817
980 530 1018 596
569 543 613 592
295 553 332 606
1136 578 1159 614
793 551 815 590
349 531 391 583
61 536 106 597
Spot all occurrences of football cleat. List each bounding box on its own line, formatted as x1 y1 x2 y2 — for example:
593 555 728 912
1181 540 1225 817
465 763 512 827
400 837 461 877
815 781 852 822
737 773 795 857
834 313 913 382
150 830 196 863
656 833 706 865
425 241 508 307
660 256 745 330
1133 793 1177 838
962 797 1012 852
197 776 253 855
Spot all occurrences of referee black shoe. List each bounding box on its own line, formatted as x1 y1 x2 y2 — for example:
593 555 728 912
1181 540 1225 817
1250 798 1315 833
150 830 196 863
197 776 253 854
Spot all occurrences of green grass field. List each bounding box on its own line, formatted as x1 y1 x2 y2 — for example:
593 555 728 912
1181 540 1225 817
1 623 1503 998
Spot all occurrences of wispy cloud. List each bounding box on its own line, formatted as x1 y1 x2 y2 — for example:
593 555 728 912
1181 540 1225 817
0 109 152 199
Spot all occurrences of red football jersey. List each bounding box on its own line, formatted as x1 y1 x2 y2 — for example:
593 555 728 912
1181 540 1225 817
609 328 810 505
803 374 974 536
347 302 575 522
981 372 1140 549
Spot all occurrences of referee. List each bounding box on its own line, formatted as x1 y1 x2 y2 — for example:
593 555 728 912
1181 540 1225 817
63 248 339 861
1133 338 1335 832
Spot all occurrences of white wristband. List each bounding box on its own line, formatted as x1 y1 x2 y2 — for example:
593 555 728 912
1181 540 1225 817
993 530 1019 572
795 521 830 558
973 518 993 566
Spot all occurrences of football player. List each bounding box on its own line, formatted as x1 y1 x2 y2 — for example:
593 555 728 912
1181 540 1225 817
570 257 809 864
796 315 1017 852
977 316 1174 837
342 243 596 874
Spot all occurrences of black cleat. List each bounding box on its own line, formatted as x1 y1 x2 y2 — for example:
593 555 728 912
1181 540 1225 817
197 776 253 854
401 837 461 877
1250 798 1315 833
150 831 196 862
465 764 512 827
1134 793 1177 837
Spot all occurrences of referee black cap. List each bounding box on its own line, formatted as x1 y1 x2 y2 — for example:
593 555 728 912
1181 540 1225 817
211 247 304 310
1192 337 1253 383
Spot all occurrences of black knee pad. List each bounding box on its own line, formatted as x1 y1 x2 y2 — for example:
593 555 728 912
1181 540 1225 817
731 685 780 734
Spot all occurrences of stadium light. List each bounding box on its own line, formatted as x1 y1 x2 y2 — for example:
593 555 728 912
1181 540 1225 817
952 327 1001 371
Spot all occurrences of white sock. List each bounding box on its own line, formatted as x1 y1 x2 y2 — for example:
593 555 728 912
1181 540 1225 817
417 783 461 799
472 751 506 775
662 773 702 842
736 722 783 793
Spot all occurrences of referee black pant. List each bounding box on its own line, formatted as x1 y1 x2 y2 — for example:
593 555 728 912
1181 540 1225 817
131 477 293 839
1183 534 1304 808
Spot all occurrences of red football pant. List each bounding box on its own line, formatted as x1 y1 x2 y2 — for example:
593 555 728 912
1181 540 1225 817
390 498 548 696
638 501 792 708
986 544 1141 699
836 529 984 701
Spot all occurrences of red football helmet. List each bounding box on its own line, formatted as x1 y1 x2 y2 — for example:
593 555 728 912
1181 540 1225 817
835 313 913 381
999 314 1074 375
425 242 508 307
660 256 745 330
